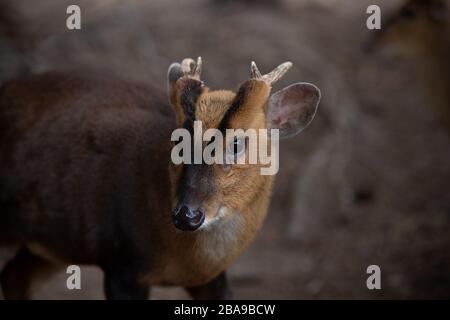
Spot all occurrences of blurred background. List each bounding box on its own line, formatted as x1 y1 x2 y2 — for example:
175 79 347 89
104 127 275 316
0 0 449 299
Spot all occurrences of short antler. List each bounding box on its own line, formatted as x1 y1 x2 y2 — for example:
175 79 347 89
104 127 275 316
181 57 202 81
250 61 293 84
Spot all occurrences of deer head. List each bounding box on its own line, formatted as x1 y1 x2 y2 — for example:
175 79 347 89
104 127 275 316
167 57 320 232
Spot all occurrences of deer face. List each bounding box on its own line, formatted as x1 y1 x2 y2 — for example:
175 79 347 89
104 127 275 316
366 0 448 55
167 57 320 232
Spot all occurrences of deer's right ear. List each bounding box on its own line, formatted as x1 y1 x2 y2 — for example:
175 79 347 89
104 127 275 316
167 62 183 105
267 82 321 139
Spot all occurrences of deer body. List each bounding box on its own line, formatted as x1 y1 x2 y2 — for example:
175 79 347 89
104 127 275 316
0 58 320 299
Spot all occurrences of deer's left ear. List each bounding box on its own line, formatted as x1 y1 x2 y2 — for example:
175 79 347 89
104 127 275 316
267 82 321 139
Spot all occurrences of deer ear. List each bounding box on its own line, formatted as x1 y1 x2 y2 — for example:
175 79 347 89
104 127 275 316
267 83 321 139
167 63 183 102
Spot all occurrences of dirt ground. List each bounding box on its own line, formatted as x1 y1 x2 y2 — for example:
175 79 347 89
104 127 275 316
0 0 449 299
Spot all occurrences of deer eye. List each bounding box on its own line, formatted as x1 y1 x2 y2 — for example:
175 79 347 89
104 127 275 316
227 136 246 156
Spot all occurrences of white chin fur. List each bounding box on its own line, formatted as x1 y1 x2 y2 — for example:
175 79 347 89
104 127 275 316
198 206 227 231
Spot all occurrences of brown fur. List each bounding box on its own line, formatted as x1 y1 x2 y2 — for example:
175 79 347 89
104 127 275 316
160 79 276 286
0 71 277 297
0 56 319 298
195 90 235 129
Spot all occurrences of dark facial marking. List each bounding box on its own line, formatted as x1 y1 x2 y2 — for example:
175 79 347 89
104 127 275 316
180 79 203 122
175 163 214 208
218 81 253 132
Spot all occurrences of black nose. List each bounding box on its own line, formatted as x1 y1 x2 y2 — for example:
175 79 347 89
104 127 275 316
172 205 205 231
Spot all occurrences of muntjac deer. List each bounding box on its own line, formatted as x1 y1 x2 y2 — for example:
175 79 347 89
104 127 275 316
367 0 450 131
0 57 320 299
